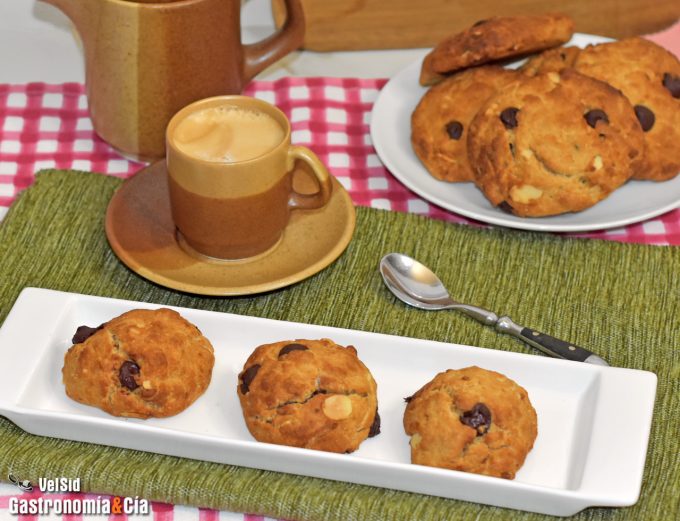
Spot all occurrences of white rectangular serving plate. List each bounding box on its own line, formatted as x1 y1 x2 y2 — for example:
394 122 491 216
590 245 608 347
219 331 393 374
0 288 657 516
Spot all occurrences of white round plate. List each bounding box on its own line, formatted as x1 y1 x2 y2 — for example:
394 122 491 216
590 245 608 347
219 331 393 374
370 33 680 232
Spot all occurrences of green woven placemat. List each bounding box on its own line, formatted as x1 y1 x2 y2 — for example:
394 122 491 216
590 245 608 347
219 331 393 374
0 170 678 520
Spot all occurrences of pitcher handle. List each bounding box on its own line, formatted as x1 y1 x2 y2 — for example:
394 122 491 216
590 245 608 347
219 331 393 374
243 0 305 82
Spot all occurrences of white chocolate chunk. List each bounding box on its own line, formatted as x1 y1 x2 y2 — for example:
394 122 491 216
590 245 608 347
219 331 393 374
510 184 543 203
593 155 603 170
322 395 353 420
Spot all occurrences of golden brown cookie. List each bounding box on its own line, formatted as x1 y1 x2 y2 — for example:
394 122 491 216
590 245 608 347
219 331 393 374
573 37 680 181
62 308 215 418
425 13 574 79
468 69 645 217
412 66 521 182
520 46 581 76
237 338 379 453
419 51 447 87
403 366 537 479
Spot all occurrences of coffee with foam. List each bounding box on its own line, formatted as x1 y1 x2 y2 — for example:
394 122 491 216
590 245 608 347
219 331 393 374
173 106 284 162
166 95 332 260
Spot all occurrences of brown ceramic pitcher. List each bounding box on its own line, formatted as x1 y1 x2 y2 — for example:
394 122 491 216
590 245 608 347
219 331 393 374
42 0 305 161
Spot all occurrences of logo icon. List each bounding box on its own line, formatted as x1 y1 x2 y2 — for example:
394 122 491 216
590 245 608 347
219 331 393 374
8 473 33 492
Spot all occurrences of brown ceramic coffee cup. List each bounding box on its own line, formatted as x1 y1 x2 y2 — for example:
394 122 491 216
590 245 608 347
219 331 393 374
166 95 333 261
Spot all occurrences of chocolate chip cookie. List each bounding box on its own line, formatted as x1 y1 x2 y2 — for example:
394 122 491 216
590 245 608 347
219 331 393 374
403 366 537 479
468 69 645 216
573 37 680 181
63 308 215 418
520 46 581 76
419 51 447 87
420 13 574 85
412 66 521 182
237 338 379 453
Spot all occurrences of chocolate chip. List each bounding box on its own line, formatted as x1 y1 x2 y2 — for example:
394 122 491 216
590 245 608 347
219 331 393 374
584 109 609 128
634 105 655 132
368 409 381 437
278 343 308 358
445 121 463 140
500 107 519 129
498 201 514 214
460 402 492 435
404 395 413 403
472 19 488 27
662 73 680 98
239 364 260 394
71 324 104 344
119 361 140 391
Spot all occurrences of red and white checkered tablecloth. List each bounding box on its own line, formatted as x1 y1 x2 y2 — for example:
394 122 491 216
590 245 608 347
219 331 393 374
1 24 680 521
1 76 680 244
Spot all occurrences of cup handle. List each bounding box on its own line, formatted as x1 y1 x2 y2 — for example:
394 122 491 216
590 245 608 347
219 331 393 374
287 145 333 210
242 0 306 82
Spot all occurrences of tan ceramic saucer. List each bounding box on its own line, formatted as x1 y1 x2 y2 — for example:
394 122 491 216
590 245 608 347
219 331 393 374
105 161 356 295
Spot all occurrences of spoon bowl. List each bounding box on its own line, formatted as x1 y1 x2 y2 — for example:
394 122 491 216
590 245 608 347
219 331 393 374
380 253 496 321
380 252 454 305
379 254 453 310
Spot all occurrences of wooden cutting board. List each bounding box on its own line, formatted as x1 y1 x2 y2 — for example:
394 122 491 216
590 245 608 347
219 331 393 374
272 0 680 51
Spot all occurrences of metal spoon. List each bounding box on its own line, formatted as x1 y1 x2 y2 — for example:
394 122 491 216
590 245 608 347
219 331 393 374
379 252 608 366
